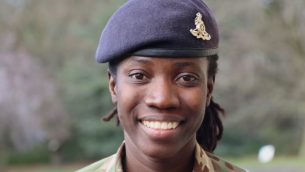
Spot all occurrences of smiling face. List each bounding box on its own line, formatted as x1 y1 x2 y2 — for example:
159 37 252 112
108 56 214 159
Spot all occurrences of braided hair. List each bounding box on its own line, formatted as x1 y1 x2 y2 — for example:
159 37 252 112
103 55 224 152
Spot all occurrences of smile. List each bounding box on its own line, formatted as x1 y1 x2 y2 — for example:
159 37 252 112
142 121 179 130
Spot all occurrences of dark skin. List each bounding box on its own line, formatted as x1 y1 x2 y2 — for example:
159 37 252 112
108 56 214 172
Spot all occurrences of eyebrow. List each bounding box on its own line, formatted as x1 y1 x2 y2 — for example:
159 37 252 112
127 57 202 70
128 57 153 65
173 61 198 68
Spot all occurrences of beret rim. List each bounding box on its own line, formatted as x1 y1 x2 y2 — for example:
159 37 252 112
99 48 219 63
132 48 218 58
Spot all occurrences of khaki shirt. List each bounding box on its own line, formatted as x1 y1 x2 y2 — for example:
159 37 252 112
77 142 248 172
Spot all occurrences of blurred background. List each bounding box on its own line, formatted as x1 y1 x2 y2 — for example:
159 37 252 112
0 0 304 171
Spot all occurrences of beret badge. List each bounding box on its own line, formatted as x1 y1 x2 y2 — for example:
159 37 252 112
190 12 211 41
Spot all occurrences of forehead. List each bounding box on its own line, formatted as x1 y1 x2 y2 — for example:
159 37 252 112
118 56 209 69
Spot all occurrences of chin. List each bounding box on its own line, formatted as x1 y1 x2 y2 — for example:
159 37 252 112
141 145 178 159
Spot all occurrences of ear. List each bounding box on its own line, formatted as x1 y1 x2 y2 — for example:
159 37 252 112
108 70 117 104
206 76 215 106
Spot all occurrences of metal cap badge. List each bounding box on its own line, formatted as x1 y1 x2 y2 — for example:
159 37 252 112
190 12 211 40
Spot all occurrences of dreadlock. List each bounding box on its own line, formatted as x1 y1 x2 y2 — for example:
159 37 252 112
102 55 224 152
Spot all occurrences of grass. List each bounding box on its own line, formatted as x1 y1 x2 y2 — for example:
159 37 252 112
230 156 305 172
3 163 85 172
3 156 305 172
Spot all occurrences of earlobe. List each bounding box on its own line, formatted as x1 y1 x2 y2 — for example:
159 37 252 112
108 71 117 104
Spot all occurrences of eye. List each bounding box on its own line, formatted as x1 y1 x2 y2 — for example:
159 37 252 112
128 70 149 83
129 73 145 80
181 75 197 82
176 73 200 86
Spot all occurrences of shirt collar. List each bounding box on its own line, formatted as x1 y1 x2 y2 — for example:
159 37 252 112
103 141 214 172
193 142 214 172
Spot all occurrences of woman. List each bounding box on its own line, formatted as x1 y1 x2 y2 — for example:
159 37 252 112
78 0 247 171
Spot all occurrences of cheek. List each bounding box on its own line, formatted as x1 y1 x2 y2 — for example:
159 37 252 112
181 87 207 131
181 86 207 112
115 82 140 124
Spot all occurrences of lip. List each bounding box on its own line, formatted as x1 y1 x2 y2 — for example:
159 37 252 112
139 121 182 140
139 114 185 122
138 115 185 140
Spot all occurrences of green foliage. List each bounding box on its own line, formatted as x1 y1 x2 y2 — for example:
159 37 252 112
58 57 123 160
7 144 50 165
216 110 303 156
216 127 263 157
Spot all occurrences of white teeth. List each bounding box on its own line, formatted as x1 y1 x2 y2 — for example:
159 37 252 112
167 122 173 129
172 122 178 128
142 121 179 130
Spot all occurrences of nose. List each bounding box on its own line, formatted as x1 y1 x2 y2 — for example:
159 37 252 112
144 78 180 110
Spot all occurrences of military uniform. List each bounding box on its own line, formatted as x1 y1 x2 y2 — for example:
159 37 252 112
77 142 247 172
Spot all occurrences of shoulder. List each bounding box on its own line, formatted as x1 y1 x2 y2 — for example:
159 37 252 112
206 152 249 172
76 154 116 172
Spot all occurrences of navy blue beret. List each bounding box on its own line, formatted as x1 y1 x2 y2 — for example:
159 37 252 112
96 0 219 63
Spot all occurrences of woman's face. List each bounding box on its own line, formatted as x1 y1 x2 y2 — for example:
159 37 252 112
108 56 214 158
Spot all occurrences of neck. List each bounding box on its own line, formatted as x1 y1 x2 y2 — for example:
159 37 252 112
123 140 196 172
